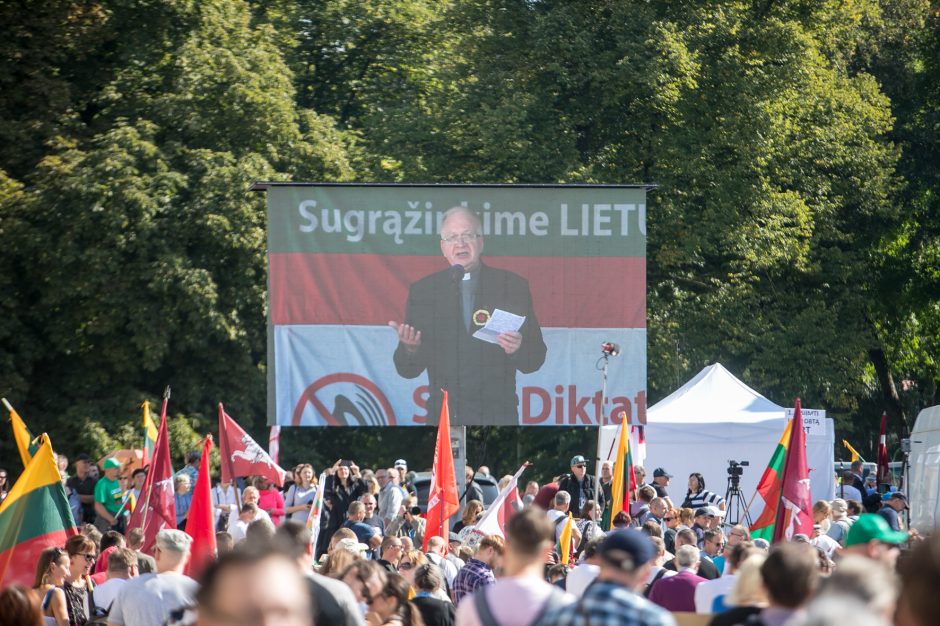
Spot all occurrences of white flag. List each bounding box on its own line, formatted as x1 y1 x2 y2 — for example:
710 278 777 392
466 463 529 546
268 425 281 465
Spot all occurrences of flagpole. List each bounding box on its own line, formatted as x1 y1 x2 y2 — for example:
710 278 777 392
218 403 242 511
595 350 612 514
137 386 170 536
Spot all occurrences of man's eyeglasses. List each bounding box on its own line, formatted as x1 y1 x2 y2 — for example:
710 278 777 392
441 233 481 245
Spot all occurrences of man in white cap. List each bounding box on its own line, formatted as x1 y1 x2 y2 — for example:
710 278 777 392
394 459 416 497
107 529 198 626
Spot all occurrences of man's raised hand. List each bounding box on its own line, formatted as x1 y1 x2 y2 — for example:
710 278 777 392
388 321 422 353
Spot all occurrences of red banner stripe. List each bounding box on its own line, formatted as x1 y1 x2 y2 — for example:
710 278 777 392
269 253 646 328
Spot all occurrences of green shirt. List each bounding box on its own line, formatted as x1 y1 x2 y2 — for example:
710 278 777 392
94 476 124 515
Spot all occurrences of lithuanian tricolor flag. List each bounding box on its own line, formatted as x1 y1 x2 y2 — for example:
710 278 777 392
602 413 636 530
0 434 78 586
749 419 793 541
4 398 41 467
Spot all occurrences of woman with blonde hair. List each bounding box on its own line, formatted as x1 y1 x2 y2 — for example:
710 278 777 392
677 507 694 529
285 463 318 523
396 550 428 591
32 547 70 626
813 499 832 533
708 554 768 626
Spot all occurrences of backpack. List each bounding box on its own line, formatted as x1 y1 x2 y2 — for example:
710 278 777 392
474 585 566 626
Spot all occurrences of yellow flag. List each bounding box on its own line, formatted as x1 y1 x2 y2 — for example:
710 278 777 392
142 400 158 464
842 439 863 463
6 400 36 467
558 512 574 565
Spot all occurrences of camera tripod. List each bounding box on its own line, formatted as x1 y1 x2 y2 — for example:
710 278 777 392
724 474 752 528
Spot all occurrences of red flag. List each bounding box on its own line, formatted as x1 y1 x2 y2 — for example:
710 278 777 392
877 412 890 488
218 404 287 487
126 399 176 554
773 399 813 542
423 391 460 551
496 485 523 536
184 436 216 578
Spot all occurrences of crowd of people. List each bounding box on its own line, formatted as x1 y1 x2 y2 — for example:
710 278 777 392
0 454 937 626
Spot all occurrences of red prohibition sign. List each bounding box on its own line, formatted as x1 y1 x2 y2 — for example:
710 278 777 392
291 372 398 426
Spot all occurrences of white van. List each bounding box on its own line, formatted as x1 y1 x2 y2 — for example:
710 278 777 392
909 405 940 531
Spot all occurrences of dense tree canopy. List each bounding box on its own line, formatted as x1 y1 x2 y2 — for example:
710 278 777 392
1 0 938 480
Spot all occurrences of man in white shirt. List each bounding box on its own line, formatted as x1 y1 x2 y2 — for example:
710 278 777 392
377 468 404 525
425 536 459 588
566 537 603 598
107 529 198 626
229 503 264 544
547 491 582 546
94 548 138 612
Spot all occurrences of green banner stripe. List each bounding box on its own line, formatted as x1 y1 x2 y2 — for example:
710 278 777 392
267 186 647 256
0 483 75 552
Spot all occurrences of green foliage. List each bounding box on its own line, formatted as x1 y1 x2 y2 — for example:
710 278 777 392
2 0 939 471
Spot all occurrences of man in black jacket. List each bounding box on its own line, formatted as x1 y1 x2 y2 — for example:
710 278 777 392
390 207 546 425
556 455 604 518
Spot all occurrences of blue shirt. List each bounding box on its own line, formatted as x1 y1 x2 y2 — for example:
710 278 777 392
175 492 193 526
535 579 676 626
342 520 377 548
877 505 901 531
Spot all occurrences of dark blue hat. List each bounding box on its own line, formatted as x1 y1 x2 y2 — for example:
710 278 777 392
597 529 655 572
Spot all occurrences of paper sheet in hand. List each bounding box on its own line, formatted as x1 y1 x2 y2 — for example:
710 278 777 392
473 309 526 344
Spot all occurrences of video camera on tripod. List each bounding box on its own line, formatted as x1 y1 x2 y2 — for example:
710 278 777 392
727 459 749 478
724 460 751 527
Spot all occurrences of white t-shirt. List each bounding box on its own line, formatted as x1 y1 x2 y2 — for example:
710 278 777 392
92 577 125 611
565 563 600 598
694 573 737 613
108 572 198 626
812 534 841 559
455 576 573 626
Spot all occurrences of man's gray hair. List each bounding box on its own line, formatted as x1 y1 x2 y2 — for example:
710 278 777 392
554 490 571 506
440 206 482 235
676 544 700 569
414 563 445 593
155 529 192 554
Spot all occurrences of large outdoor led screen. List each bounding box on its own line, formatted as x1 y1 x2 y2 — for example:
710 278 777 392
262 183 648 427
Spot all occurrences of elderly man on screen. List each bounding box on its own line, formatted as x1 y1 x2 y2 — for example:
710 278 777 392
390 206 546 424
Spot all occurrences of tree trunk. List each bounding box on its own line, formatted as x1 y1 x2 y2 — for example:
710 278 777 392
869 347 910 437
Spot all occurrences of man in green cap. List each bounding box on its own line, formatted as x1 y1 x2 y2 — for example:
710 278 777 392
95 457 126 532
842 513 909 567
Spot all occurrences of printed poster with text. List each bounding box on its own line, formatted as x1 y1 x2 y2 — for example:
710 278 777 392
266 184 648 427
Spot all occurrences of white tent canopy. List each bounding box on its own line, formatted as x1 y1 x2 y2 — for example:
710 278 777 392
599 363 835 525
